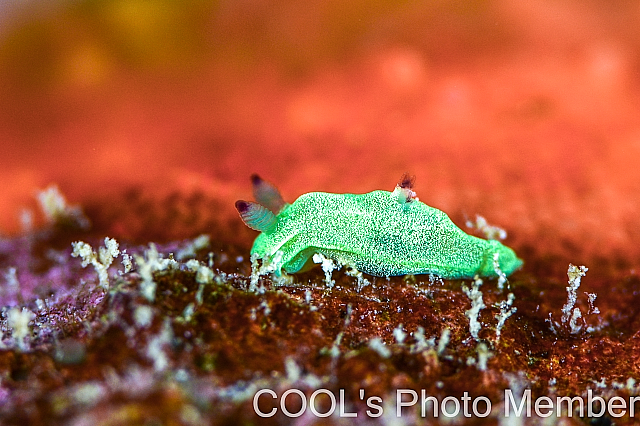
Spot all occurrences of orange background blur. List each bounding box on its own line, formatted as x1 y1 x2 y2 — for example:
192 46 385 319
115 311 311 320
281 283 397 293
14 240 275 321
1 0 639 269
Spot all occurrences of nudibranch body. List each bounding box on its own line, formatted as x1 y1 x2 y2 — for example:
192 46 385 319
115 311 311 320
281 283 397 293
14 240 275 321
235 174 523 279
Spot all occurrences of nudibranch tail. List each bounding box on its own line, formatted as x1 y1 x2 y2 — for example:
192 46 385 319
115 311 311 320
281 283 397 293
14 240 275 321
235 200 277 232
251 174 286 214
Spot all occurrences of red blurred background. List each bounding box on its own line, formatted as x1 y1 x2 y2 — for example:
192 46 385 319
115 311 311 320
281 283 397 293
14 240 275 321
1 0 639 270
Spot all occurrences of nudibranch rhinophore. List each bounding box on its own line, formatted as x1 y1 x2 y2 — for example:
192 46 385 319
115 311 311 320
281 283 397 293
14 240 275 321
235 174 523 279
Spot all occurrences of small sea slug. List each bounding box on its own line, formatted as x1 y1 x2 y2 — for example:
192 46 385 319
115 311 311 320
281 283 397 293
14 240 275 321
235 174 523 278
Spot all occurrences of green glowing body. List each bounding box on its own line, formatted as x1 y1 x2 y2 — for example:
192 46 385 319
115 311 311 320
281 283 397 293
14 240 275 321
248 189 523 278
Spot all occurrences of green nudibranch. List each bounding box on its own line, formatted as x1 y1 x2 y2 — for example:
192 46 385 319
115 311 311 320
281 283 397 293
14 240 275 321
235 174 523 279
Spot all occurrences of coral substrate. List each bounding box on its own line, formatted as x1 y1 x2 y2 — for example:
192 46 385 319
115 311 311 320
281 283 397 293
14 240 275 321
1 189 639 426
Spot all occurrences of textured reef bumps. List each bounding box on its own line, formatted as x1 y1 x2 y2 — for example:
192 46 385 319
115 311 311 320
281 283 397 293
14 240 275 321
236 175 523 278
3 182 639 426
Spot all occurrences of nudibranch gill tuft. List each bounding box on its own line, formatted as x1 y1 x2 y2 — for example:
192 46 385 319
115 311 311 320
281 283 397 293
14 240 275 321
235 174 523 278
